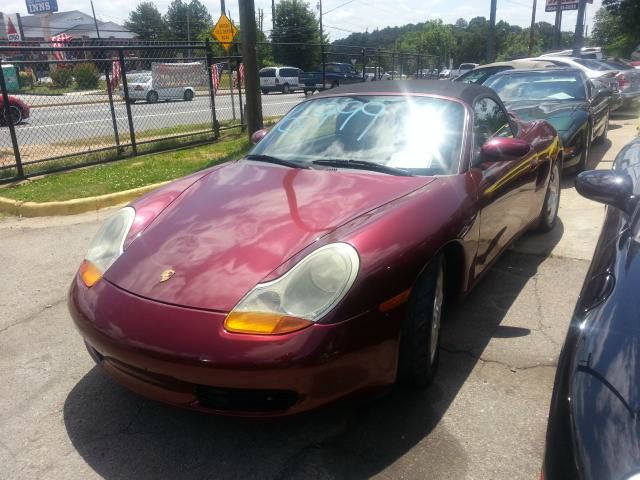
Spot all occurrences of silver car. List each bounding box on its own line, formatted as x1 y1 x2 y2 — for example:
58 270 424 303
119 72 196 104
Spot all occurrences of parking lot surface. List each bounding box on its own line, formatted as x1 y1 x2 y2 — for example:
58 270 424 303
0 111 637 480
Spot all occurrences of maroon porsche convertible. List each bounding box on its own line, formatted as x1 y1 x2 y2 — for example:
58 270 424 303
69 81 562 416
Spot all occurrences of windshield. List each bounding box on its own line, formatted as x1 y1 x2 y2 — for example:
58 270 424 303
485 71 586 102
460 63 476 70
128 73 151 83
250 95 466 175
573 58 613 71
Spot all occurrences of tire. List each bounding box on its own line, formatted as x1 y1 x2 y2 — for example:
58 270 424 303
183 90 194 101
128 99 136 104
304 89 312 96
281 83 290 94
1 106 22 126
398 255 445 388
261 89 268 95
146 91 159 104
593 111 609 145
331 80 339 88
574 123 592 173
537 160 561 233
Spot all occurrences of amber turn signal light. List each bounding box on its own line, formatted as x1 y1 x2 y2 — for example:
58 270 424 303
224 311 313 335
79 259 103 288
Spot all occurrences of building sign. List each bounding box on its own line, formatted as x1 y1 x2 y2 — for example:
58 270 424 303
545 0 593 12
25 0 59 14
5 14 22 41
211 14 238 52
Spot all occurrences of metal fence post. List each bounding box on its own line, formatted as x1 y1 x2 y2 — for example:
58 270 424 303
361 48 366 82
236 58 245 131
391 52 395 80
205 39 219 138
228 57 236 121
0 59 24 179
118 48 137 154
101 46 122 153
321 44 326 89
377 49 381 81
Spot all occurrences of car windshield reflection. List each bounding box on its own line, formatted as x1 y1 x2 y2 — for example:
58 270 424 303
250 95 466 175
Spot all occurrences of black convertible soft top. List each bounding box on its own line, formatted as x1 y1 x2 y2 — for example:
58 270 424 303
315 79 497 105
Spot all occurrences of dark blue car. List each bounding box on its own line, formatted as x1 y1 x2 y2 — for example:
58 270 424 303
543 137 640 479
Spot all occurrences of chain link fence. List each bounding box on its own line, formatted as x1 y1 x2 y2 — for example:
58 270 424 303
1 41 437 182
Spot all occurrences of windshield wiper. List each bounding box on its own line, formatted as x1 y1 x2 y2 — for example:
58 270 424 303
245 154 309 169
312 159 413 177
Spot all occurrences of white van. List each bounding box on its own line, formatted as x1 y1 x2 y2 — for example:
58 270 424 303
259 66 301 94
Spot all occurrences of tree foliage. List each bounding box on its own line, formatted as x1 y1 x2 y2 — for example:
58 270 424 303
594 0 640 56
165 0 213 42
271 0 322 70
125 2 169 41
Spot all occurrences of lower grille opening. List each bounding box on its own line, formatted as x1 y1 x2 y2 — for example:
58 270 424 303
195 385 298 412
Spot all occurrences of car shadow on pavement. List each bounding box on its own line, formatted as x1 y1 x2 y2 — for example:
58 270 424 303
63 234 561 480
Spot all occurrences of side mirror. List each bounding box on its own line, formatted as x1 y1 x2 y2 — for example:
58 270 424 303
250 128 268 145
575 170 635 214
477 137 530 164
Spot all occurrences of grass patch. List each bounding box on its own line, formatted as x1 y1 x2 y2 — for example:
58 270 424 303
0 130 250 203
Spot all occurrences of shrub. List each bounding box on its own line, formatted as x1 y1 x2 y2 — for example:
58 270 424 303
18 71 34 88
50 68 73 88
73 63 100 89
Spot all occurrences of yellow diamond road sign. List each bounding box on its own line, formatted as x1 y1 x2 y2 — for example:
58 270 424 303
212 14 238 51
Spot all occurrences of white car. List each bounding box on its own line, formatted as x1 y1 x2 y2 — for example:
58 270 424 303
259 66 301 94
453 63 479 79
120 72 195 104
541 47 603 60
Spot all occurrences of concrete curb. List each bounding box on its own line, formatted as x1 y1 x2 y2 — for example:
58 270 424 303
0 181 168 217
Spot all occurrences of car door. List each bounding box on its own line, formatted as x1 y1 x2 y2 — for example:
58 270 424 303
587 78 610 139
472 96 538 274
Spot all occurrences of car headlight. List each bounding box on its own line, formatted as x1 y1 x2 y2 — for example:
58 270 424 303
224 243 360 335
78 207 135 287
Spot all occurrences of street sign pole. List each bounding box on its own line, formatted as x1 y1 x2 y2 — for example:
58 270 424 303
572 0 587 56
239 0 263 135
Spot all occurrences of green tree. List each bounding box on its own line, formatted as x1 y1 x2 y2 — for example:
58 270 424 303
271 0 321 70
594 0 640 56
165 0 213 42
398 20 454 68
125 2 169 41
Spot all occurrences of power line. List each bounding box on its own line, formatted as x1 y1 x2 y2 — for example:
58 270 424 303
323 0 359 15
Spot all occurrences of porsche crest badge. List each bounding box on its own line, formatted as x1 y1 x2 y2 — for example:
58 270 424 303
159 269 176 283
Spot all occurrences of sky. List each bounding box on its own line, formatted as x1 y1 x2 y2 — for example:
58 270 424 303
2 0 603 41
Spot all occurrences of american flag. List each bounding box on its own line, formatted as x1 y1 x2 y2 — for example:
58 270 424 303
50 34 72 61
110 59 121 91
211 63 225 93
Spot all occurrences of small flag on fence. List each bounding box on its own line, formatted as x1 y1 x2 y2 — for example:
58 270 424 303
110 59 121 90
50 34 72 61
238 62 244 84
211 62 225 93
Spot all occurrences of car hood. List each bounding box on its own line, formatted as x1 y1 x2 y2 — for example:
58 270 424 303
105 161 434 311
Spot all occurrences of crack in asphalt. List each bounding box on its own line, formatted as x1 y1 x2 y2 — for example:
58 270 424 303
0 296 67 336
440 347 557 372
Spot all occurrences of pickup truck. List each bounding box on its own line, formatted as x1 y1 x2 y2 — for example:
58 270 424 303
300 62 364 94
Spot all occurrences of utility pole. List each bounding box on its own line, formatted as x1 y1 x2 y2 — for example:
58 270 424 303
528 0 537 57
572 0 587 56
90 0 101 39
220 0 226 15
553 7 563 49
318 0 326 89
486 0 497 63
239 0 263 135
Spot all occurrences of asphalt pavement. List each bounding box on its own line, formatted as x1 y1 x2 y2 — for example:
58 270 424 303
0 112 638 480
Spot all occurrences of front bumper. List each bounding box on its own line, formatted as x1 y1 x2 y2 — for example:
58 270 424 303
68 275 400 416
